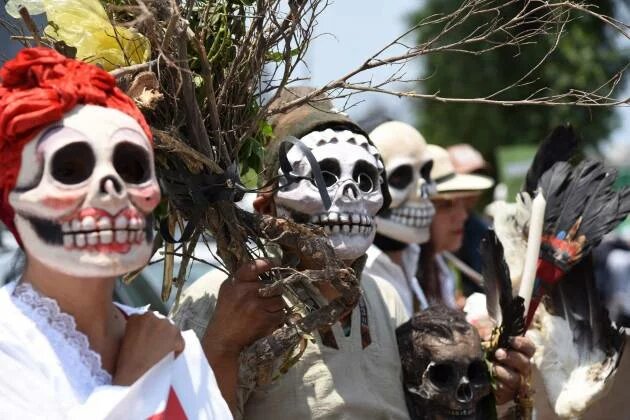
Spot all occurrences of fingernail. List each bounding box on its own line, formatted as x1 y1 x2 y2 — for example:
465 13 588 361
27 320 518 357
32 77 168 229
495 349 507 360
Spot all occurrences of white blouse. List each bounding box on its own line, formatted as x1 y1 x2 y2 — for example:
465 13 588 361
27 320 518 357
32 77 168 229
0 281 231 420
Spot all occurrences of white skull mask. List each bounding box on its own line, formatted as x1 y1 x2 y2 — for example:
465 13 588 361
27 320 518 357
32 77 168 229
9 105 161 277
275 128 385 261
370 121 436 245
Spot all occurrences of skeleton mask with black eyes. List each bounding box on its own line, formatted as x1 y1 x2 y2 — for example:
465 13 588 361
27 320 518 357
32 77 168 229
8 105 161 277
397 306 492 420
370 121 436 245
275 128 385 261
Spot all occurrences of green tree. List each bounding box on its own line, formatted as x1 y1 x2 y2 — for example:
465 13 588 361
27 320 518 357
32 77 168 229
409 0 628 162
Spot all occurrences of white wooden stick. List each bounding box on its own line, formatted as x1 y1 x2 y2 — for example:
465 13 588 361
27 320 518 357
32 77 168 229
518 190 546 314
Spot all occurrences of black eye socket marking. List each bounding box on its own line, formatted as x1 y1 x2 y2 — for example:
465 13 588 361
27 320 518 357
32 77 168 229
113 142 151 184
388 164 413 190
420 160 434 182
318 158 341 188
51 142 95 185
353 160 379 193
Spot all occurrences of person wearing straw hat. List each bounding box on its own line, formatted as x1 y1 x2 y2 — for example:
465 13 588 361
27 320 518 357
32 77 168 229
447 143 494 297
417 144 494 309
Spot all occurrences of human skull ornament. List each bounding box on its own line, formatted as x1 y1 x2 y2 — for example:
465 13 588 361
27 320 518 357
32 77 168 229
275 128 384 261
8 105 161 277
370 121 436 245
397 306 491 420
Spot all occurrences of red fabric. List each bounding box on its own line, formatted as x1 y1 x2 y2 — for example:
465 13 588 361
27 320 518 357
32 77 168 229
536 258 565 285
0 47 152 242
147 387 188 420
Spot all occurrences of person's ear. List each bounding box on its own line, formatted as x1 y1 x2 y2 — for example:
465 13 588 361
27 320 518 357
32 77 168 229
253 191 276 216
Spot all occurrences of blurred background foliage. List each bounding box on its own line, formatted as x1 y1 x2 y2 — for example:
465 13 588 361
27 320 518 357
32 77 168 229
409 0 628 164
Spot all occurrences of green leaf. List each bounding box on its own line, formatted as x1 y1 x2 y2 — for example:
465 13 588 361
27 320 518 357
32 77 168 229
265 51 284 62
240 167 259 189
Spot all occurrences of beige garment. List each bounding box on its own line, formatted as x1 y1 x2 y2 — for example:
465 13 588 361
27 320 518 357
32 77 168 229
365 244 428 317
171 268 410 420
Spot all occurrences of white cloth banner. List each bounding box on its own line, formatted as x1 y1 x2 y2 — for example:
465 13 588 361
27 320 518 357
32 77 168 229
90 331 232 420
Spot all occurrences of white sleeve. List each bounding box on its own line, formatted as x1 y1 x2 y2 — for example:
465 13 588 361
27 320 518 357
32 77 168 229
0 346 65 420
85 331 232 420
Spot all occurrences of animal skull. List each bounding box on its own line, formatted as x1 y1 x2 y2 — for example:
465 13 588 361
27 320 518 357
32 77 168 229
370 121 435 245
9 105 161 277
398 307 491 420
275 128 384 261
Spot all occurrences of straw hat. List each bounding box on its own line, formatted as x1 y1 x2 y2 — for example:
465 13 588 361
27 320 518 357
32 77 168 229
447 143 488 174
425 144 494 197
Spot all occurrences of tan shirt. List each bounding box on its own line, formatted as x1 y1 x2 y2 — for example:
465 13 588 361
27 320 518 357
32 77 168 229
171 268 410 420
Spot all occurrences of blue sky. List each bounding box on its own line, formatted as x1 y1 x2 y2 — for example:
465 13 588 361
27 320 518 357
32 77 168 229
1 1 627 160
303 0 629 161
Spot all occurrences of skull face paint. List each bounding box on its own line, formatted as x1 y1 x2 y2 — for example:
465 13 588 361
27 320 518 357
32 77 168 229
9 105 161 277
397 306 491 420
370 121 436 245
275 128 384 261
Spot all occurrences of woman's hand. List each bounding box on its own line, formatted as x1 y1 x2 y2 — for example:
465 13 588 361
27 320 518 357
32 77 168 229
112 312 185 386
492 336 536 405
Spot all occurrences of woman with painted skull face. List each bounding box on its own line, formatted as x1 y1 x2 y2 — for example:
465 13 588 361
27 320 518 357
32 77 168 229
172 87 413 419
0 48 231 418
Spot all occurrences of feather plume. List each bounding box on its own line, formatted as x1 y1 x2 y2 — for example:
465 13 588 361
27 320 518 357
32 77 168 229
481 229 525 350
534 160 630 275
490 125 629 418
524 124 578 196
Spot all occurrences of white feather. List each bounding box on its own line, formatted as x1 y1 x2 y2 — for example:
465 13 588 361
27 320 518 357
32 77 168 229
527 306 620 419
486 193 531 291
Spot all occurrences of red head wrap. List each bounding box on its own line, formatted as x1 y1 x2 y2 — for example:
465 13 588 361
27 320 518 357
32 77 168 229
0 47 152 241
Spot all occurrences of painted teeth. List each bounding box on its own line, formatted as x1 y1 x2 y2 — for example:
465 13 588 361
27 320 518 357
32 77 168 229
87 231 99 246
389 205 435 228
100 230 113 245
115 215 128 230
63 234 73 248
97 217 112 230
82 216 96 231
116 230 128 244
75 233 86 248
310 212 374 236
61 213 146 249
129 217 140 231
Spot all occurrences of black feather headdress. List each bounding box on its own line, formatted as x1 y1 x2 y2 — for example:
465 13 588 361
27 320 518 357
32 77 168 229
526 159 630 326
